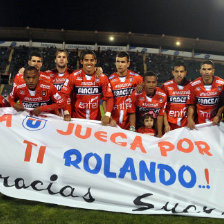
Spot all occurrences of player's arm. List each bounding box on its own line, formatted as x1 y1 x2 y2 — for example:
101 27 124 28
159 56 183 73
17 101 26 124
157 115 164 137
187 105 196 130
101 97 114 126
129 113 136 132
213 105 224 125
8 87 24 112
164 111 171 133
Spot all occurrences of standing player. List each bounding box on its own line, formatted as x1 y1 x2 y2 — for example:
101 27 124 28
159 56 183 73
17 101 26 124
9 66 66 116
161 62 190 131
187 60 224 129
60 50 113 125
130 72 167 137
13 51 52 86
108 51 143 130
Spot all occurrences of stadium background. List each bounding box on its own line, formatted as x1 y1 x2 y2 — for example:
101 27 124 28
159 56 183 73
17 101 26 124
1 0 224 223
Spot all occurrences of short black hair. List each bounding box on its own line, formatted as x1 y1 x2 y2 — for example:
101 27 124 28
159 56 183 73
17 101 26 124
143 71 157 81
116 51 130 62
24 66 39 76
28 51 42 61
201 60 215 68
56 49 68 58
173 61 187 71
80 50 97 60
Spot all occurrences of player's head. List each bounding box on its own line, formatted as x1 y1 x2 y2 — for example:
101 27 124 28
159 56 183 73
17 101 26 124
24 66 39 90
200 60 215 84
143 71 157 96
80 50 97 75
28 51 43 71
115 51 130 76
172 61 187 84
143 113 155 129
55 50 68 69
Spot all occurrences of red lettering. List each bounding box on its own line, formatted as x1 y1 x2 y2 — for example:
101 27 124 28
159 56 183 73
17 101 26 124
195 141 212 156
23 140 37 162
36 146 47 163
94 131 107 142
57 123 74 135
75 124 92 139
130 136 146 153
177 138 194 153
158 141 175 157
110 132 127 147
0 114 12 127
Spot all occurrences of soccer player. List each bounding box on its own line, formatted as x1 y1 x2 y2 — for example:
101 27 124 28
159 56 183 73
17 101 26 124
13 51 52 86
161 62 190 131
108 51 143 130
60 50 113 125
0 95 9 107
9 66 66 116
130 72 167 137
187 60 224 129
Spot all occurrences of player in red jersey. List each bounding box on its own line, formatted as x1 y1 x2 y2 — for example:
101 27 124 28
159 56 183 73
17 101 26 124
13 51 52 86
187 60 224 129
0 95 9 107
60 50 113 124
9 66 66 116
130 72 167 137
45 50 73 116
108 51 143 130
161 62 191 131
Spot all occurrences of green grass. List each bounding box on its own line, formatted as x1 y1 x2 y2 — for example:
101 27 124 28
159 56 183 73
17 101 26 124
0 194 224 224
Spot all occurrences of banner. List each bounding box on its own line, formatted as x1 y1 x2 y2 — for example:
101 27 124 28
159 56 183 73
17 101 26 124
0 108 224 218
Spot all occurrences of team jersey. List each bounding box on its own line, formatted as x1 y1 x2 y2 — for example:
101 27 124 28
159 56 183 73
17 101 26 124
187 76 224 124
109 70 143 129
137 127 156 136
61 69 113 120
13 71 52 87
45 68 73 114
8 80 66 112
0 95 9 107
130 87 167 121
161 79 190 129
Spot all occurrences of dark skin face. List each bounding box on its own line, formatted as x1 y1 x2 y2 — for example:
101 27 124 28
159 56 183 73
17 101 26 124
24 70 39 90
144 75 157 97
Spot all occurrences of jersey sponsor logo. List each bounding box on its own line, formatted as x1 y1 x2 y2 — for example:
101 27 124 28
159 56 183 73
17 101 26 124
53 93 62 100
17 83 26 89
137 106 160 115
75 86 101 95
22 101 48 108
216 80 224 85
113 88 133 97
200 92 218 97
164 80 173 86
198 108 216 119
191 80 201 86
168 87 174 90
197 97 219 105
24 97 43 101
168 96 188 103
40 84 50 89
73 70 82 76
156 91 166 97
114 98 132 110
168 107 187 118
22 115 47 131
172 90 190 95
54 83 64 91
114 83 132 88
81 82 95 85
79 100 99 109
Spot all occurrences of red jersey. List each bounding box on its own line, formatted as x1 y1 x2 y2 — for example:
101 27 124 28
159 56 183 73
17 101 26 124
9 80 66 112
137 127 156 136
13 71 52 87
109 70 143 129
61 69 113 120
130 88 167 120
188 76 224 124
161 79 190 129
0 95 9 107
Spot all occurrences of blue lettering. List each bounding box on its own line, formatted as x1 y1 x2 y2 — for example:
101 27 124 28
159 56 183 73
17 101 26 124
158 164 176 186
178 165 196 188
104 154 116 178
63 149 81 169
84 153 102 174
119 158 137 180
139 161 156 182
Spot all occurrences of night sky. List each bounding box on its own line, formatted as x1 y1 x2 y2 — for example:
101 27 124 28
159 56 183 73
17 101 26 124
1 0 224 41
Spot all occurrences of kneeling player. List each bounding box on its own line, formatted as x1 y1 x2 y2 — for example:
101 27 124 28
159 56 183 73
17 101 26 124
9 66 66 116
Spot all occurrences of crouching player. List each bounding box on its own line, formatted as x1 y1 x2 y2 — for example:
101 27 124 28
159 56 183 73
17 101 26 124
8 66 66 116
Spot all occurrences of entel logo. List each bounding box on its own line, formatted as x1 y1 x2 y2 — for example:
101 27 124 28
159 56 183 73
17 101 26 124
22 116 47 131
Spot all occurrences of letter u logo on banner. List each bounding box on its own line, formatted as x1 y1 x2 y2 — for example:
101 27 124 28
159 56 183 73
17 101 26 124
22 116 47 131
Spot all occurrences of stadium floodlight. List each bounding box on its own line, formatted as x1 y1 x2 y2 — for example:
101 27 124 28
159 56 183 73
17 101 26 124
176 41 181 46
109 36 114 41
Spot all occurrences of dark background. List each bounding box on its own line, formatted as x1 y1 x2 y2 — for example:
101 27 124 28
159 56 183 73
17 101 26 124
1 0 224 41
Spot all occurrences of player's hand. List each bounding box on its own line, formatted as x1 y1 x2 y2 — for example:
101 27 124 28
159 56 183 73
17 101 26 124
212 115 221 125
101 115 110 126
187 118 195 130
64 114 71 121
13 103 25 112
157 132 163 138
109 119 117 127
135 83 144 93
164 124 171 133
18 67 25 74
95 67 103 78
30 107 41 116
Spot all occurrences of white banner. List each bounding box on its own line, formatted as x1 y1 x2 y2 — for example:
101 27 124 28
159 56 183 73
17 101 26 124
0 108 224 218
